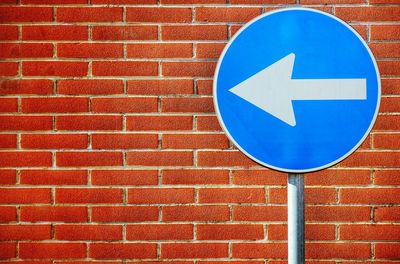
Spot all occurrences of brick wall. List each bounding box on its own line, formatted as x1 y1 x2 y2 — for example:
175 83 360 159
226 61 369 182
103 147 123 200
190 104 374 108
0 0 399 262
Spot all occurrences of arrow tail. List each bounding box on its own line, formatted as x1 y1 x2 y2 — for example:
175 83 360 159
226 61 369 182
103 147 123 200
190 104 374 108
290 79 367 100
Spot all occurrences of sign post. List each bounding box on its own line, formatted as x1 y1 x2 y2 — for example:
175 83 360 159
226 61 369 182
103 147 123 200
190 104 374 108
214 7 380 264
288 174 304 264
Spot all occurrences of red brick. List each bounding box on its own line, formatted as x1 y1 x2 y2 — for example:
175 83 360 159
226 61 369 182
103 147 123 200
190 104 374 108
196 43 226 59
0 62 18 76
162 97 214 113
0 79 53 95
340 224 400 240
20 170 87 185
92 26 158 41
230 25 243 38
56 115 122 131
163 206 230 222
374 169 400 185
23 25 88 41
301 0 363 3
163 169 229 185
0 224 51 240
126 224 193 240
196 79 213 95
20 243 86 259
0 98 17 112
374 115 400 131
351 24 368 40
0 25 18 40
0 152 52 167
56 188 122 204
22 97 88 113
0 188 50 204
0 43 53 58
232 243 286 258
268 224 335 240
371 25 400 40
58 43 123 58
127 7 192 23
128 79 193 95
92 170 158 186
8 258 51 264
90 243 157 259
0 0 16 5
376 206 400 221
0 243 16 259
0 206 16 222
127 116 193 131
306 206 371 222
269 188 336 204
21 134 88 149
196 7 261 22
232 170 287 185
0 7 52 22
23 61 88 77
127 151 193 166
340 151 400 167
162 25 228 40
128 188 194 204
0 170 16 184
20 206 88 222
375 243 400 259
92 134 158 149
57 7 123 22
380 97 400 113
233 206 287 221
374 133 400 149
378 60 400 76
198 262 263 264
93 0 156 3
91 206 158 222
0 116 52 131
162 134 229 149
197 224 264 240
198 150 258 167
370 42 400 58
231 0 294 3
91 97 158 113
305 169 371 186
199 188 265 203
57 152 123 167
22 0 87 3
162 0 224 3
197 116 222 131
307 243 370 259
161 243 228 259
370 0 400 3
55 224 122 241
56 262 118 264
340 188 400 204
163 62 216 77
127 43 193 58
92 61 158 76
336 7 400 22
57 79 123 95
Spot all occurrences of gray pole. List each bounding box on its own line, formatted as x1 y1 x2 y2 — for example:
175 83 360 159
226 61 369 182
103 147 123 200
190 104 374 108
288 173 305 264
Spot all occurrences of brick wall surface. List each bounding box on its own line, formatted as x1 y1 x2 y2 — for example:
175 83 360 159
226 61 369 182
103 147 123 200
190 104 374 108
0 0 399 262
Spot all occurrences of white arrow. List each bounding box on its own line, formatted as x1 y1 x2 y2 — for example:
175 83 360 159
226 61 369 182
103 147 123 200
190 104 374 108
229 53 367 127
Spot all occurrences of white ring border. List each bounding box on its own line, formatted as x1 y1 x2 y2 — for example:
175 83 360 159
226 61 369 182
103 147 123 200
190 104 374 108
213 7 381 174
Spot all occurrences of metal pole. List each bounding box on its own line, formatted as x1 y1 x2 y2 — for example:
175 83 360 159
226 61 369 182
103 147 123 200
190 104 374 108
288 173 305 264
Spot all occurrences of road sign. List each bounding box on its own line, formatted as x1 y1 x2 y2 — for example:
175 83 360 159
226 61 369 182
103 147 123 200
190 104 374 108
214 8 380 173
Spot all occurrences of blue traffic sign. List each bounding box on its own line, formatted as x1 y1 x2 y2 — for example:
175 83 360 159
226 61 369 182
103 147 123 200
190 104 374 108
214 8 380 173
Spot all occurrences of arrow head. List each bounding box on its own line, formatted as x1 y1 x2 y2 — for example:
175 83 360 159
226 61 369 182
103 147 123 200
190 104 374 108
229 53 297 126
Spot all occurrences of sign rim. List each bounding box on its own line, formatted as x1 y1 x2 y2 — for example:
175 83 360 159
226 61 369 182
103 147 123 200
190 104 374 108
213 7 381 173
